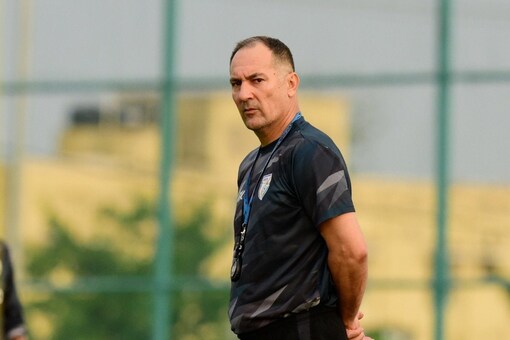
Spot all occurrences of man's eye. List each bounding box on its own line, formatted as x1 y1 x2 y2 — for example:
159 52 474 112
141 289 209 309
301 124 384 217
254 79 263 83
230 81 240 87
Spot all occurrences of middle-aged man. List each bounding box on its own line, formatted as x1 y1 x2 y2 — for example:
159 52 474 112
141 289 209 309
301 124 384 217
228 36 371 340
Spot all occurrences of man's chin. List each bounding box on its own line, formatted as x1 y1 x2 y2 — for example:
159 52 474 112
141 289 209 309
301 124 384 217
243 118 263 131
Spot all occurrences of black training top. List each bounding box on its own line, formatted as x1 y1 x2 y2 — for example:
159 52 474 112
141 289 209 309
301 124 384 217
229 115 355 334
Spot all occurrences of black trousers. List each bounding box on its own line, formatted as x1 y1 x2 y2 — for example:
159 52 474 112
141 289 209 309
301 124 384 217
237 304 348 340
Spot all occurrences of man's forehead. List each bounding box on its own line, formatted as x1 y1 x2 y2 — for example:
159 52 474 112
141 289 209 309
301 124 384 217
231 57 274 77
230 44 293 79
231 44 273 66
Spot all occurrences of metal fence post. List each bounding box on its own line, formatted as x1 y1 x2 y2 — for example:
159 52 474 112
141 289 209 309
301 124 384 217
434 0 452 339
153 0 177 339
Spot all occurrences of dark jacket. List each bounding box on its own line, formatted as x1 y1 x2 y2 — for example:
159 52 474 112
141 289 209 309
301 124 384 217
1 242 26 339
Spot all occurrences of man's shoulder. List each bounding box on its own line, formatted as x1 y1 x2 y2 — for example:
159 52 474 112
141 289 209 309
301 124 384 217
297 118 334 141
237 147 259 177
240 147 258 165
292 119 341 156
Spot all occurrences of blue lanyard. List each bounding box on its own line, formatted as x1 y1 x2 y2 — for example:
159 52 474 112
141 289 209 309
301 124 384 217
242 112 302 227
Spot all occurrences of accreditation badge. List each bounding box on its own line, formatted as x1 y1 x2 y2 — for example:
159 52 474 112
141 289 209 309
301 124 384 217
258 174 272 200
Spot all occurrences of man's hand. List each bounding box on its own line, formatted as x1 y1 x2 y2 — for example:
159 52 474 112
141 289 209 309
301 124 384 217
345 311 373 340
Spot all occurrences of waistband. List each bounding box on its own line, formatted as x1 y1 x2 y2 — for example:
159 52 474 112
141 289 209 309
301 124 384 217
237 304 339 339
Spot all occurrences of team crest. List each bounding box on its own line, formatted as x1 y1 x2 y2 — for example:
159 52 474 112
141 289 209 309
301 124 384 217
258 174 272 200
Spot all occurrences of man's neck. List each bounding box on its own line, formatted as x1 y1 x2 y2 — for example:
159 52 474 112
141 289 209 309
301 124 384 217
257 111 299 147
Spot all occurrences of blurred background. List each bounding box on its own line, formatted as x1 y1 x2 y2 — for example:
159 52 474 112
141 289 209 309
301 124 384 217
1 0 509 339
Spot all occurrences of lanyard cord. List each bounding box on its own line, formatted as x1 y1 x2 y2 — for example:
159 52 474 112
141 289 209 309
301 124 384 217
242 112 302 229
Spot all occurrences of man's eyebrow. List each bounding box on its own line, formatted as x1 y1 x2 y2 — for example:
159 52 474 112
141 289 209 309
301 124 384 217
246 72 265 80
230 73 266 82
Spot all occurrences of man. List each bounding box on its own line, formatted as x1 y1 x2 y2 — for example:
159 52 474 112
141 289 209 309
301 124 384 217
1 241 28 340
228 36 371 340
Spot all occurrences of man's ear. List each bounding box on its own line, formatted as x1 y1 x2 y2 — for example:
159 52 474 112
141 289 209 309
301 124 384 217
287 72 300 97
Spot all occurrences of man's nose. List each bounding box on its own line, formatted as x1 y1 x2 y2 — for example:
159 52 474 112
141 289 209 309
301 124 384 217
237 83 253 101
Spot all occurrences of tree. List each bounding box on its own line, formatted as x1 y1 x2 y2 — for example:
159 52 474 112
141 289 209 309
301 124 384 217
25 198 231 339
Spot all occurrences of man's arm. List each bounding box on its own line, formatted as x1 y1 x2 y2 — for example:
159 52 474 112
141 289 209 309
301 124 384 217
319 212 368 336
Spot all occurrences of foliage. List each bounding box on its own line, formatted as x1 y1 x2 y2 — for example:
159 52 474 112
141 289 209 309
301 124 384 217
25 198 231 340
366 328 411 340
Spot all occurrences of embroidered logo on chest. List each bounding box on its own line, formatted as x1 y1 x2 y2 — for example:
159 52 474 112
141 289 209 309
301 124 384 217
258 174 272 200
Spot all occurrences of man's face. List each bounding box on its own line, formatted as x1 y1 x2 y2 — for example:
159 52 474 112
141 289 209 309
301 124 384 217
229 43 292 133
